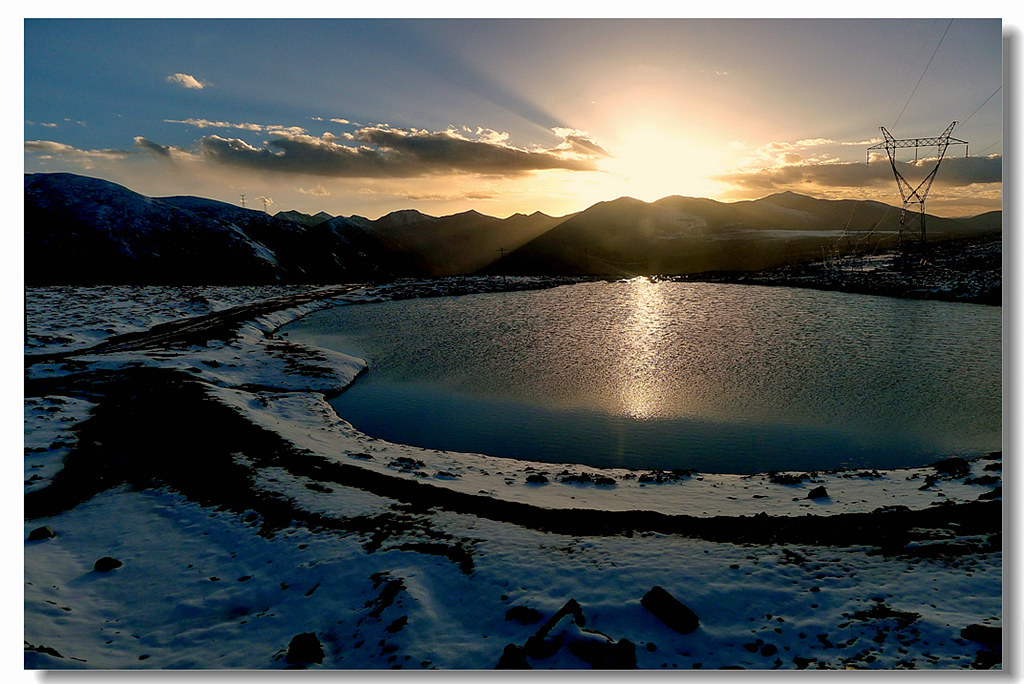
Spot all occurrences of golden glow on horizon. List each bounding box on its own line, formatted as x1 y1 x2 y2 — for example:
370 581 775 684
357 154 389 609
600 125 732 202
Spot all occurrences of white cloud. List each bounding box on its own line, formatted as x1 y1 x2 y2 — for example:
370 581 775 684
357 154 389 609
166 73 207 90
165 119 308 137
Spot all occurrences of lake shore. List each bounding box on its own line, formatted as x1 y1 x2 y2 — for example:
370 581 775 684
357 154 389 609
678 235 1001 305
23 279 1003 670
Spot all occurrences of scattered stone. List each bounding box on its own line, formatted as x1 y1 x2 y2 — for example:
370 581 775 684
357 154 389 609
495 643 531 669
793 656 816 669
961 624 1001 648
847 603 919 629
387 457 425 472
806 486 829 500
505 606 543 624
768 472 808 485
93 556 123 572
639 469 695 484
25 642 63 659
525 474 549 485
931 457 970 477
973 649 1001 669
285 632 324 665
760 644 778 657
964 475 1000 486
640 585 699 634
978 487 1002 501
386 616 408 633
558 471 616 486
27 525 55 541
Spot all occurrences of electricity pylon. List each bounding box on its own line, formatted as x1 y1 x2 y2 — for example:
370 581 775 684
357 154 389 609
867 121 968 250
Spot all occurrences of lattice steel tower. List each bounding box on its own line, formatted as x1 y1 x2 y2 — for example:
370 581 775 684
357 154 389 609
867 121 968 250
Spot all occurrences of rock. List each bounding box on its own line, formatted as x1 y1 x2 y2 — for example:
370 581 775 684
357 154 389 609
27 525 55 541
978 486 1001 500
973 649 1001 669
760 643 778 657
524 599 584 658
525 474 549 484
806 486 829 499
505 606 543 624
25 642 63 659
961 623 1001 648
569 637 636 669
93 556 122 572
495 643 531 669
640 586 699 634
285 632 324 665
931 457 970 477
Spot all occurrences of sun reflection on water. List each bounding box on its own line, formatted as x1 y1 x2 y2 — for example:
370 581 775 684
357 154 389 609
613 277 677 420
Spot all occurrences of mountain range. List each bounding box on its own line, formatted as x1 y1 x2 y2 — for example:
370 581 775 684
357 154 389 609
24 172 1001 284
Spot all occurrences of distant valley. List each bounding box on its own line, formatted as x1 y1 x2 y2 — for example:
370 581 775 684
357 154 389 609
24 172 1001 284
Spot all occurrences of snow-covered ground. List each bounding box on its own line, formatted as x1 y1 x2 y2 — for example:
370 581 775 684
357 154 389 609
20 280 1005 672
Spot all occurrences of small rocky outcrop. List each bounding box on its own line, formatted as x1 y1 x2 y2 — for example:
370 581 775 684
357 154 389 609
806 486 829 500
495 643 531 669
961 623 1001 648
285 632 325 665
498 598 636 669
27 525 55 541
640 585 699 634
932 457 970 478
93 556 122 572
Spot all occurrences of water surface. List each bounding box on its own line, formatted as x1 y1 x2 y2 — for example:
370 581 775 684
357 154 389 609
286 280 1001 473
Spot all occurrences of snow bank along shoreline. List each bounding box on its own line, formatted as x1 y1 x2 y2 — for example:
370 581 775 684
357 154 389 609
24 277 1002 670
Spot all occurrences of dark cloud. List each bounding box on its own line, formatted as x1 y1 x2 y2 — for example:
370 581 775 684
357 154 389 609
560 134 610 158
133 136 172 157
715 155 1002 192
197 126 604 178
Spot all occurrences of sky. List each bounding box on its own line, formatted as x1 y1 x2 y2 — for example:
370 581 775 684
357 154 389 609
23 17 1005 220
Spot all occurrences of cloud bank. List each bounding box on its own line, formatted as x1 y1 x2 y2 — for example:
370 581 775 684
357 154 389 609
716 155 1002 192
193 125 607 178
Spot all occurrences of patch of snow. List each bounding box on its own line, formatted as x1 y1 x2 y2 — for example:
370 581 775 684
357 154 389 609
21 283 1004 671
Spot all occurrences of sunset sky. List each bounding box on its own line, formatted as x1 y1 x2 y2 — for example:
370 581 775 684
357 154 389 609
24 17 1004 220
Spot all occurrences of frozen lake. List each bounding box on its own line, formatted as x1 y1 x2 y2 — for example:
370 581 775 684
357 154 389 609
285 279 1001 473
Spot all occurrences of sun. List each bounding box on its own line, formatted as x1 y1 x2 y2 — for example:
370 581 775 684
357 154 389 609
601 123 731 202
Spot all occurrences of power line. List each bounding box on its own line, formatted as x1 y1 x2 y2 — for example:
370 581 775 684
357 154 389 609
972 139 1001 156
893 18 954 128
960 85 1002 127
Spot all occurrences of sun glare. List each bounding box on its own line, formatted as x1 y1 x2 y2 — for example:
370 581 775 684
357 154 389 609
600 123 731 203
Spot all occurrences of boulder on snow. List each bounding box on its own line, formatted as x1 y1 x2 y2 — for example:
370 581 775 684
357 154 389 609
960 623 1001 648
514 598 637 668
93 556 122 572
285 632 324 665
569 637 636 669
495 643 531 669
931 457 970 477
640 585 699 634
806 486 829 500
27 525 55 541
